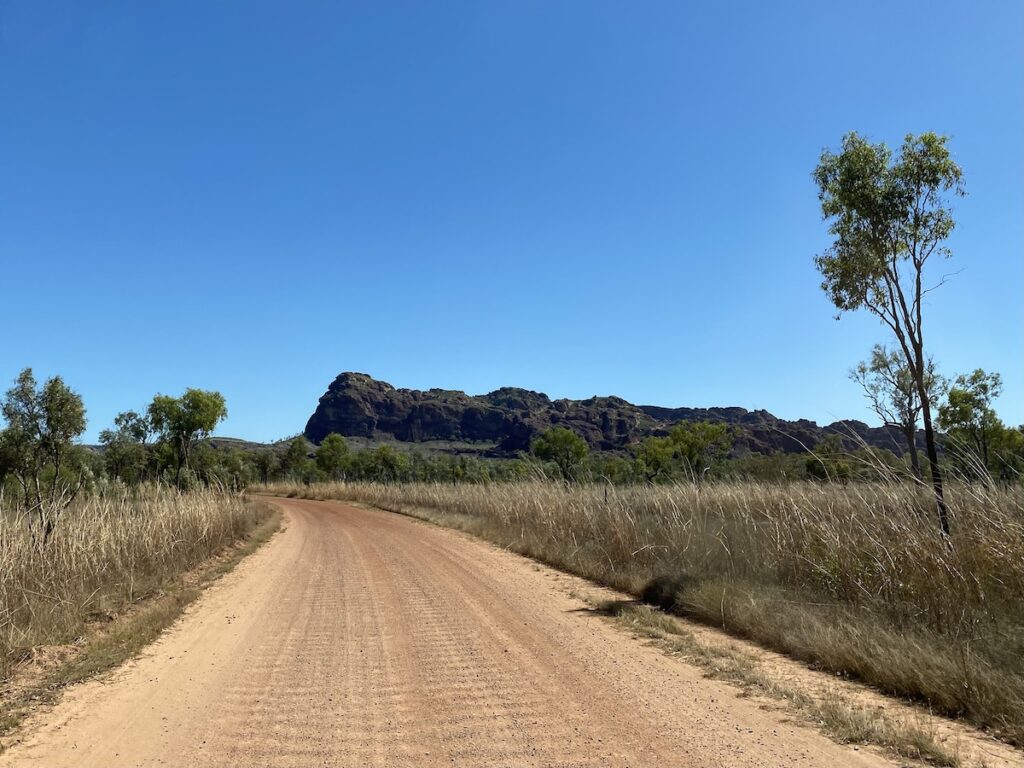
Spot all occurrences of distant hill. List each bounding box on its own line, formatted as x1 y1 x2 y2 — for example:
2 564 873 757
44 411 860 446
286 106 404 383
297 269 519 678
304 372 922 458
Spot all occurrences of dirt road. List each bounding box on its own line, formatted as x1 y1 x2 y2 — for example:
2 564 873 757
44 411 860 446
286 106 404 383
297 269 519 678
1 498 891 767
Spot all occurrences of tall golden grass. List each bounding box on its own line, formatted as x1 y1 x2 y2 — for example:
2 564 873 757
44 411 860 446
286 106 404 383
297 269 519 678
264 479 1024 744
0 486 267 675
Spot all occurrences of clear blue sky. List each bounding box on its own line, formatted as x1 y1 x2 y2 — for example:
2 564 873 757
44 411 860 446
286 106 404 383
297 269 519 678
1 1 1021 443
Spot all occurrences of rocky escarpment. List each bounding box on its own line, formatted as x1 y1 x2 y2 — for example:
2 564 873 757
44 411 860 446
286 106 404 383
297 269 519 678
304 372 922 457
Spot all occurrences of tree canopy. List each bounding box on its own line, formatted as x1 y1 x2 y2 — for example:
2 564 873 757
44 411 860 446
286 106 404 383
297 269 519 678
850 344 943 479
0 368 87 542
938 370 1008 479
148 389 227 485
316 433 350 480
814 131 964 534
99 410 152 484
531 427 589 482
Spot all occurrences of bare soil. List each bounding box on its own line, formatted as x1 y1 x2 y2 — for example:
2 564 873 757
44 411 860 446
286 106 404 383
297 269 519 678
1 498 908 767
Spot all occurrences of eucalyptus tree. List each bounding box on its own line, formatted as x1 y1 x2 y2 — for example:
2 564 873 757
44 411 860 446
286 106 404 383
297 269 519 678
99 410 152 484
814 132 964 535
316 433 350 480
0 368 87 543
939 369 1003 477
850 344 944 480
148 389 227 486
669 421 731 481
531 427 589 483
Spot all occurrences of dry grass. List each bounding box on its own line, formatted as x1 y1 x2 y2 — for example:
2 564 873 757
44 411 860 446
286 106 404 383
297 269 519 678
262 479 1024 746
591 597 960 766
0 485 271 677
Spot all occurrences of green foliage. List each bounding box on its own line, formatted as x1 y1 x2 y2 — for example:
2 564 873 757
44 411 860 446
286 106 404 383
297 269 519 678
805 435 853 483
281 436 311 479
633 436 676 482
991 426 1024 482
315 433 349 480
938 370 1018 480
188 442 259 490
802 435 908 484
112 410 151 443
91 390 267 492
99 410 152 484
850 344 943 479
1 369 87 477
0 368 88 542
260 438 535 486
813 131 965 533
369 445 408 483
668 422 731 480
590 454 638 485
530 427 589 482
725 452 808 482
631 421 732 483
253 449 279 484
813 132 964 318
148 389 227 485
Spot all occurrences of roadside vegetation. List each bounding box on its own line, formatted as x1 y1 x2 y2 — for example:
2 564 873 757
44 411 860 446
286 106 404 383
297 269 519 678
589 597 961 766
264 478 1024 747
0 486 269 677
0 368 276 687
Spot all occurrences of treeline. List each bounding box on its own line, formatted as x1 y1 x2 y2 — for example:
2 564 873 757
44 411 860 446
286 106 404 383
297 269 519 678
258 428 860 487
261 435 533 485
524 404 1023 486
0 368 230 543
3 364 1019 513
265 410 1023 488
0 369 270 683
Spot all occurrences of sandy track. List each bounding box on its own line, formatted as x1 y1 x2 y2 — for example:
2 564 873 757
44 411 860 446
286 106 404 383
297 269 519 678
1 498 892 767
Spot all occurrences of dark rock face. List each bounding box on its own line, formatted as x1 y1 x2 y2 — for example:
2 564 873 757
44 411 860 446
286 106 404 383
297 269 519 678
304 372 922 456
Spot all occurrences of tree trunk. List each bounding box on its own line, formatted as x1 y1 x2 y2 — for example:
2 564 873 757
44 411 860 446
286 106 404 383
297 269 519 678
907 335 950 536
903 424 923 481
177 436 190 488
920 398 949 536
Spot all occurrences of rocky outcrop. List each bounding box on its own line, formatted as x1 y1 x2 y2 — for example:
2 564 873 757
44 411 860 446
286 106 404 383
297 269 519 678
304 372 921 457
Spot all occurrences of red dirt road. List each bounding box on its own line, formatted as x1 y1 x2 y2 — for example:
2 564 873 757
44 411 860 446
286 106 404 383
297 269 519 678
1 498 892 767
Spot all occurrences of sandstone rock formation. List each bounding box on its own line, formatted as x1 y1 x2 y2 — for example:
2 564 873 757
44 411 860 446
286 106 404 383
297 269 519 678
304 372 920 457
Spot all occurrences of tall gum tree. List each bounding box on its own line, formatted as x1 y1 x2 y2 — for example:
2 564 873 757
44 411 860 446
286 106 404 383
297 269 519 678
813 132 964 536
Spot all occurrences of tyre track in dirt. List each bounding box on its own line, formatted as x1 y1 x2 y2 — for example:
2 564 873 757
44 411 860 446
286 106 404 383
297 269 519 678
0 498 894 767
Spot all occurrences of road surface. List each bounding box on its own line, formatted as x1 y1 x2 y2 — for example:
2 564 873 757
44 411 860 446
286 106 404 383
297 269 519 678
1 498 890 767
